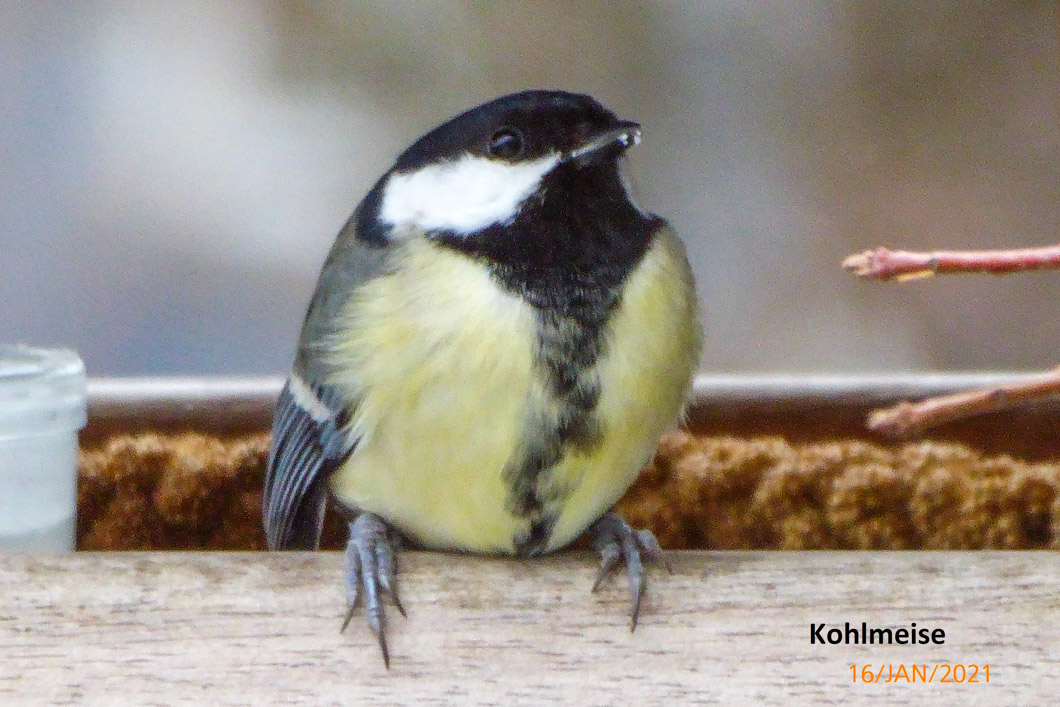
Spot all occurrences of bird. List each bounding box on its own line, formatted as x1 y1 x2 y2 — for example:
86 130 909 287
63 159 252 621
263 89 701 667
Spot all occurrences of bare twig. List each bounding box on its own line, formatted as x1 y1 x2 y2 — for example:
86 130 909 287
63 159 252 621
843 244 1060 281
844 242 1060 434
867 367 1060 437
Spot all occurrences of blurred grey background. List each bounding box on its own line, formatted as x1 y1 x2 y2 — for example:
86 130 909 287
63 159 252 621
2 1 1058 376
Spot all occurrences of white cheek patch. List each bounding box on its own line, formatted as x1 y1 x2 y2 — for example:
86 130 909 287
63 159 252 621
378 153 561 235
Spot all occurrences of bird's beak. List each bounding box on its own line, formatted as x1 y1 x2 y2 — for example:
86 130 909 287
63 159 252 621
567 120 642 166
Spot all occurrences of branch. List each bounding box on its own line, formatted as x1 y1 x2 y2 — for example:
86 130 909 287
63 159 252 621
867 367 1060 437
843 244 1060 281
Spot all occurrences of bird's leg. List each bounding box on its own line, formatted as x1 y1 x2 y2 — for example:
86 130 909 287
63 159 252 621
340 512 406 669
587 512 671 631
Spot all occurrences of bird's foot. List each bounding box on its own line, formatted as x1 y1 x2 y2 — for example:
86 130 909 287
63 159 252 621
587 512 671 631
341 513 406 668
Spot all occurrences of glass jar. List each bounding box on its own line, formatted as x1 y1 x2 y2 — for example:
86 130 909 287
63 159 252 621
0 346 86 551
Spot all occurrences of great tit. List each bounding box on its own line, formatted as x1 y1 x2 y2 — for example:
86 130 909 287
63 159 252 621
264 90 701 667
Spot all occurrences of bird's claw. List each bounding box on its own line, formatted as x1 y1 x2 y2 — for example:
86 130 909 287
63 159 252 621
588 513 670 631
341 513 404 668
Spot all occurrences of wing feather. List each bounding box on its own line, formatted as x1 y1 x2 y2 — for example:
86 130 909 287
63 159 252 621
263 375 353 550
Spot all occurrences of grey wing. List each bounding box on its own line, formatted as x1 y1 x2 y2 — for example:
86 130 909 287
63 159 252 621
264 198 392 550
263 375 354 550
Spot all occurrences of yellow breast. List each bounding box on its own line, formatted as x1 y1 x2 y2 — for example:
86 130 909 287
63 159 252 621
325 239 543 552
324 231 699 554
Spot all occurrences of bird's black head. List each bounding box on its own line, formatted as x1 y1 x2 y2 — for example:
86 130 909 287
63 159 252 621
369 90 644 238
393 90 640 174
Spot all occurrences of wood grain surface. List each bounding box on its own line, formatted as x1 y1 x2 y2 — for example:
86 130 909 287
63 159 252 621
0 551 1056 705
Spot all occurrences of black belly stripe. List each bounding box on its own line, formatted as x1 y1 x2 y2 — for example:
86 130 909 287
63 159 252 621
514 516 556 558
507 311 609 556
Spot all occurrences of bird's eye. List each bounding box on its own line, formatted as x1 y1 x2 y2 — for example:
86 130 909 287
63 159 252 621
488 128 523 159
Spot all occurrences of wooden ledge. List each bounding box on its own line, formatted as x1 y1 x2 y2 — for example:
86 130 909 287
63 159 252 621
1 551 1056 703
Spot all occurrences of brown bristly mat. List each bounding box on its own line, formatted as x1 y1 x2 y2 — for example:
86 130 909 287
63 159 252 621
77 430 1060 551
